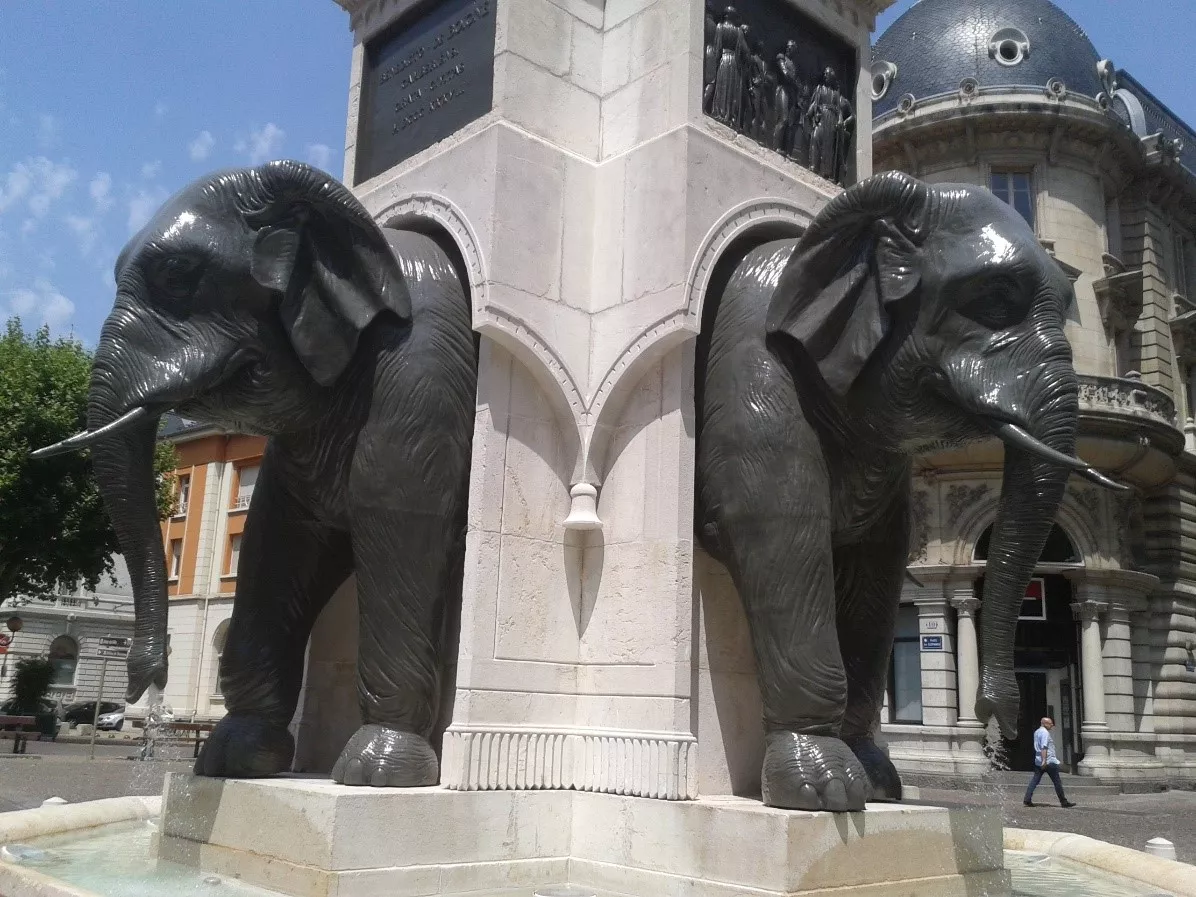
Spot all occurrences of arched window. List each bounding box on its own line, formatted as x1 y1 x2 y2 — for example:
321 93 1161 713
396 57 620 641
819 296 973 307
973 523 1079 564
48 635 79 687
211 621 229 697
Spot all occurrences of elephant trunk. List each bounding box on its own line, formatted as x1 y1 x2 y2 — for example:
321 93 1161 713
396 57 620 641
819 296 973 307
86 314 177 703
975 379 1078 738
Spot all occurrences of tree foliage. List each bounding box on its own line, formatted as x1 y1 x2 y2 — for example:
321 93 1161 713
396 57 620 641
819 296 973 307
0 319 177 606
7 657 54 714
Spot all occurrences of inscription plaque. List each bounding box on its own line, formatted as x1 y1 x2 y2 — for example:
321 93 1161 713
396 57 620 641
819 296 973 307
356 0 496 182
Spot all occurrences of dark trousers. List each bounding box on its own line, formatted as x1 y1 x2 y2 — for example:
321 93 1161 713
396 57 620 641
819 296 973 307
1024 763 1067 804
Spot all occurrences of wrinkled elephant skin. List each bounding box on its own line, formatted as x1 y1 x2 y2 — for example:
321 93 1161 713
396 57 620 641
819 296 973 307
33 161 477 787
696 171 1124 811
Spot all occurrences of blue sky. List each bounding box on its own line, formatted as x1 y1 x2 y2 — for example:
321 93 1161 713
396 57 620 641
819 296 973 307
0 1 1189 346
0 1 351 345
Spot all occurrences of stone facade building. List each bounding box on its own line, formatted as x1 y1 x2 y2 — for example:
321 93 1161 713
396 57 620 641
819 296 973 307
153 415 265 721
0 560 137 712
872 0 1196 781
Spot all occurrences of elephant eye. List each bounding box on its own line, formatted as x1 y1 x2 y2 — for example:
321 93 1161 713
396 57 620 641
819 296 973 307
957 277 1028 331
155 255 204 296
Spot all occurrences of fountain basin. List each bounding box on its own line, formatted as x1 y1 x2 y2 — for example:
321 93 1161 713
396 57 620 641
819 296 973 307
155 773 1009 896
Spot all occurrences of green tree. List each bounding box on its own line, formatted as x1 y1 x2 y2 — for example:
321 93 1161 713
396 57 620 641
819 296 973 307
0 319 177 606
6 657 54 714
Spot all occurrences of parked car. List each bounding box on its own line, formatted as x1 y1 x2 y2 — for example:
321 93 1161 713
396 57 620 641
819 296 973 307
61 701 123 726
95 708 124 731
0 698 61 738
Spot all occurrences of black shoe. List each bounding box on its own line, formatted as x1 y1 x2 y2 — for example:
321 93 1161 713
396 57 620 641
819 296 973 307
1061 800 1076 808
1023 801 1034 807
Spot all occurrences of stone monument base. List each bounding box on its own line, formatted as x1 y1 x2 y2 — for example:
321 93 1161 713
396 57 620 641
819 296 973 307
159 774 1009 897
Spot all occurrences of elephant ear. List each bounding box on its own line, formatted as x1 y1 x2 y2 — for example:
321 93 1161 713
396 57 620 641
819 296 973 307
766 171 931 396
245 160 412 387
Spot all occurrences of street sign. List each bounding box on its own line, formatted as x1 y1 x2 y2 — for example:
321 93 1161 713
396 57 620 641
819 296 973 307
97 637 130 648
0 633 9 655
97 648 129 659
921 635 944 652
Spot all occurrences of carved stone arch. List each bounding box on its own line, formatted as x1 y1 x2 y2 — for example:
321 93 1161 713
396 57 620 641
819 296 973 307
374 192 582 445
373 192 489 321
579 317 694 485
685 198 814 327
954 494 1097 567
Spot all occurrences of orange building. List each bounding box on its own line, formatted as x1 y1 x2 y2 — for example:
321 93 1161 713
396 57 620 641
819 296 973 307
156 415 265 719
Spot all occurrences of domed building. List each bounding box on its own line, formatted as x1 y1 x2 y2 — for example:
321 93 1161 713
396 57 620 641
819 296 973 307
873 0 1196 782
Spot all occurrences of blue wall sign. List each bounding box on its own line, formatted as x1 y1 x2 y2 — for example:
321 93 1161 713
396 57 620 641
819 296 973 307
921 635 944 652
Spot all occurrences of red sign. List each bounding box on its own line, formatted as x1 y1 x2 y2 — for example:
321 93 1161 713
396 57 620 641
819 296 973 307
0 633 10 654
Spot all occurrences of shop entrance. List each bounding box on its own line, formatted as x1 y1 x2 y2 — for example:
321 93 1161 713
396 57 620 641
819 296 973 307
974 523 1082 772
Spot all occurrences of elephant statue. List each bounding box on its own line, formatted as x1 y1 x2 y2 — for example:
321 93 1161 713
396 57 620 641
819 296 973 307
33 161 477 787
695 171 1124 812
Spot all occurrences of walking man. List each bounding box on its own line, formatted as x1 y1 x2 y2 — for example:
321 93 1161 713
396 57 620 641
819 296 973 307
1024 717 1077 808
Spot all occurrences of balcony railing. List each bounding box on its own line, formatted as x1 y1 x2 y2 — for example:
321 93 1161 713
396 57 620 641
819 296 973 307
173 500 188 518
232 494 252 510
1077 374 1178 429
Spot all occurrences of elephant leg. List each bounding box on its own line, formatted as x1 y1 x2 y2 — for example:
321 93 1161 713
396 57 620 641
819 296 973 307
715 465 869 811
197 457 353 778
330 506 456 787
834 491 910 801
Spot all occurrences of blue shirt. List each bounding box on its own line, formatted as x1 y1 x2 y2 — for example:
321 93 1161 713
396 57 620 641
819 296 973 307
1033 726 1058 767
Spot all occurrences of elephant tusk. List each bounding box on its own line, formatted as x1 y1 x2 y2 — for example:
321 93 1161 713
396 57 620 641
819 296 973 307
30 406 151 459
1076 465 1131 492
992 422 1129 492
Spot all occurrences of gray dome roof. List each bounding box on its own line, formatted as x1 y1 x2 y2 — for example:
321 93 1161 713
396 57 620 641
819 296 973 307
873 0 1106 118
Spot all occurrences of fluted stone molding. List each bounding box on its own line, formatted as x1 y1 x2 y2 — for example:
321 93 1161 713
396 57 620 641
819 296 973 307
442 727 698 800
950 591 982 727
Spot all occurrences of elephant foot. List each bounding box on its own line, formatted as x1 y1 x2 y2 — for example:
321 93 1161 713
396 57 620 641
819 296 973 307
761 731 872 812
331 724 438 787
843 735 902 802
195 713 294 778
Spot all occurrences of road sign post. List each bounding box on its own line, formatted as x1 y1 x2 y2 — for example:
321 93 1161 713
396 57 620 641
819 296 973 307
89 637 130 760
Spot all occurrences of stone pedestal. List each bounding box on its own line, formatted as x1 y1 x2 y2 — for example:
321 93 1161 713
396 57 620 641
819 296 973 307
290 0 891 802
159 774 1009 897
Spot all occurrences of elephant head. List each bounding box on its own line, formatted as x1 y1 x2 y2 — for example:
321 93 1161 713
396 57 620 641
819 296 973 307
766 170 1125 737
32 160 411 702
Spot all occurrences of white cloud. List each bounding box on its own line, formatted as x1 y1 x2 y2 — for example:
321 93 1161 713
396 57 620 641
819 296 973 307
188 130 215 161
154 101 169 118
65 215 99 257
89 172 112 212
3 278 75 334
36 114 58 149
140 160 162 180
305 143 333 171
241 123 285 165
127 185 169 234
0 157 78 218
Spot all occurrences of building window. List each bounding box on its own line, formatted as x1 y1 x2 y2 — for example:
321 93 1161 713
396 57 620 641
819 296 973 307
211 620 229 697
1019 577 1048 621
168 539 183 580
975 523 1079 564
888 605 923 724
1175 232 1195 300
225 534 242 577
48 635 78 687
174 474 190 518
990 170 1035 229
233 465 258 511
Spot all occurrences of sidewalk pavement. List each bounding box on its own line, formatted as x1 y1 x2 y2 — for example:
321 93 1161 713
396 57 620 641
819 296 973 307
906 782 1196 864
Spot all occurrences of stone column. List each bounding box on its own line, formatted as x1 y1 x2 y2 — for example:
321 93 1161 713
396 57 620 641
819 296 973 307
951 591 982 727
1102 606 1136 734
1073 600 1109 763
